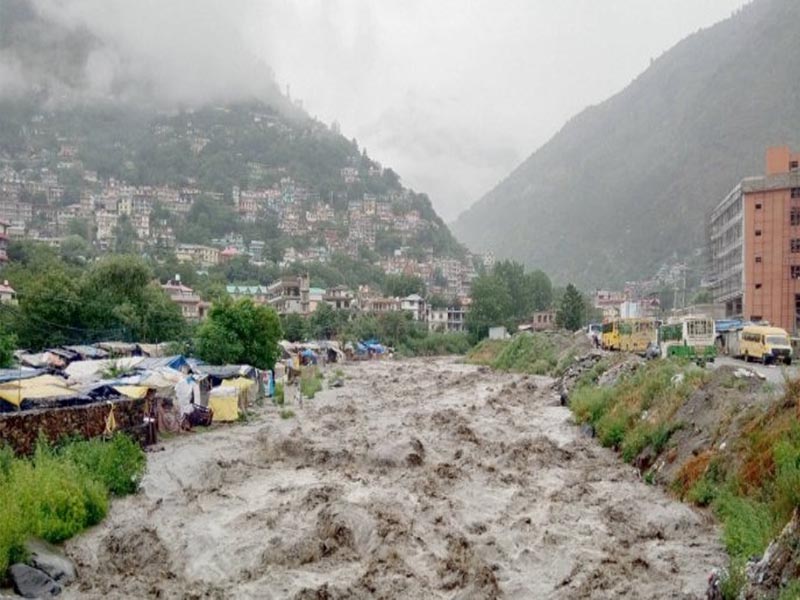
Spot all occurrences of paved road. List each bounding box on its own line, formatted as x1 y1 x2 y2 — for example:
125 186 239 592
711 355 798 386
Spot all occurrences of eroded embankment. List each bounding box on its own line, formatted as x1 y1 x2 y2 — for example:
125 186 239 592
64 358 723 599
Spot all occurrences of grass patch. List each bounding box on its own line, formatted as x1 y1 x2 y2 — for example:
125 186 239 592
466 339 508 366
399 332 472 357
300 368 324 399
274 382 284 406
280 409 295 419
491 333 557 375
0 434 145 575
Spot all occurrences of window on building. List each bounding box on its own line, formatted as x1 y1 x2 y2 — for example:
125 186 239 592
793 208 800 226
755 256 762 263
793 240 800 253
791 161 799 171
755 283 762 290
755 229 762 236
792 266 800 279
796 295 800 331
755 203 762 209
792 188 800 198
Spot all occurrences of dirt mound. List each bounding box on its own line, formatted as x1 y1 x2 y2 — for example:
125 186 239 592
653 366 770 484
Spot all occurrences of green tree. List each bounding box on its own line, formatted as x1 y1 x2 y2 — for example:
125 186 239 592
309 303 332 339
556 283 585 332
0 328 15 368
527 269 553 311
80 256 185 342
196 298 282 369
17 267 84 348
466 274 513 342
59 235 93 265
113 215 137 254
383 273 426 298
282 313 307 342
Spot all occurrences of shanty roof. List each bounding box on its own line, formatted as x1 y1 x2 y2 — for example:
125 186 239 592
0 374 76 407
63 345 109 359
137 355 188 371
194 364 256 379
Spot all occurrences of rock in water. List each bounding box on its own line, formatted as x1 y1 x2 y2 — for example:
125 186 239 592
9 564 61 598
26 538 77 584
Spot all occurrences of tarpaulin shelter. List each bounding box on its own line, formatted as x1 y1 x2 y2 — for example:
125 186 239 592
63 345 109 360
137 355 190 373
300 349 318 365
221 377 256 411
0 374 77 407
208 386 239 422
113 385 151 400
64 357 145 384
17 351 67 369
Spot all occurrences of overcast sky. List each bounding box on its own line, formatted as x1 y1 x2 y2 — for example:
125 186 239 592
3 0 748 220
247 0 748 220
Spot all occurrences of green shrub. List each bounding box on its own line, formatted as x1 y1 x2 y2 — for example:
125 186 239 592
492 333 556 374
400 332 472 357
687 477 719 507
719 559 747 600
300 371 323 399
280 409 295 419
597 411 628 448
62 434 145 496
621 424 651 463
714 491 776 559
274 382 284 405
773 437 800 520
0 435 145 573
778 580 800 600
570 386 613 425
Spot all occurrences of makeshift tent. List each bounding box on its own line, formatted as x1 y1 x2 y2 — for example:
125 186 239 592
65 357 145 384
137 355 190 372
208 386 239 422
221 377 257 411
0 375 77 407
113 385 150 399
300 349 318 365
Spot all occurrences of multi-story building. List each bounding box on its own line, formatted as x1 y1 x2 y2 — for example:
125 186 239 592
401 294 425 321
0 220 9 263
161 279 208 320
266 275 310 315
324 286 354 310
709 146 800 331
175 244 219 268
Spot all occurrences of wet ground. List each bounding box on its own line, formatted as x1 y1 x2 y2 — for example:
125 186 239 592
65 357 724 599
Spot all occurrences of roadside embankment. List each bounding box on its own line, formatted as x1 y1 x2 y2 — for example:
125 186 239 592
558 351 800 599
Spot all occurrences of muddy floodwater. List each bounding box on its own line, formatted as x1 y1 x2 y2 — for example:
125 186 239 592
65 357 724 599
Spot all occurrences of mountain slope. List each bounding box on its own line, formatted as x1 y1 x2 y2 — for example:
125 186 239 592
452 0 800 287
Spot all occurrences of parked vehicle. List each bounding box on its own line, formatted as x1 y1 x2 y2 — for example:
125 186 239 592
658 316 716 364
601 320 621 351
619 318 658 354
738 325 792 365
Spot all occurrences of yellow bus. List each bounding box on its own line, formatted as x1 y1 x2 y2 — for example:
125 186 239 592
739 325 792 365
619 318 658 354
601 320 621 351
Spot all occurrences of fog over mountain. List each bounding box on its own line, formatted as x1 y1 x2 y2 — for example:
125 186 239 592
1 0 746 221
0 0 279 107
453 0 800 287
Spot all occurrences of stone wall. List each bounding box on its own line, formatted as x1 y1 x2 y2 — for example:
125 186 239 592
0 397 146 455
